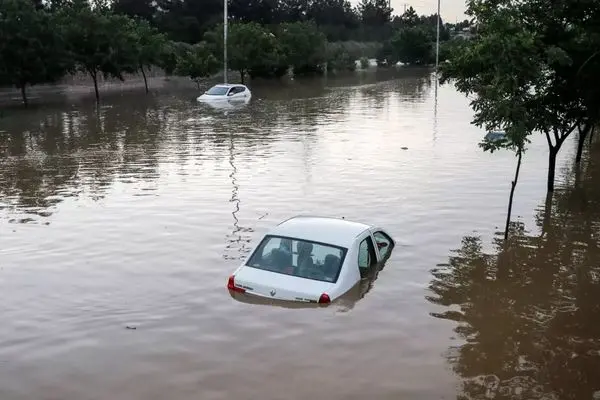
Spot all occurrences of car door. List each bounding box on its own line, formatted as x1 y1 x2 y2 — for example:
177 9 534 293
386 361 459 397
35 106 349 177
227 86 243 99
371 229 394 262
235 86 247 98
357 231 379 278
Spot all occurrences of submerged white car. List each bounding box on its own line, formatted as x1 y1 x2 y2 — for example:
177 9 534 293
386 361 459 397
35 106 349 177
196 83 251 103
227 216 395 304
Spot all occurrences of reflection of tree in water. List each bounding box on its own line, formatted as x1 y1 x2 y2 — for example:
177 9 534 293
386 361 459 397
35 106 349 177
223 130 254 261
0 96 165 223
428 144 600 400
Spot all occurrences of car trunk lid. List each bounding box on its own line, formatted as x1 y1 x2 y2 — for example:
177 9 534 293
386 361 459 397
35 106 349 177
233 267 335 302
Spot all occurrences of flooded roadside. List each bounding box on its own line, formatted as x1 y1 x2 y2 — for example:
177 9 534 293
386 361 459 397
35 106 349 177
0 69 597 400
430 142 600 400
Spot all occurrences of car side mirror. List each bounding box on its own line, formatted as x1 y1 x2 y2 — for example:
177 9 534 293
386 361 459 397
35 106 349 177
228 92 234 96
377 242 388 249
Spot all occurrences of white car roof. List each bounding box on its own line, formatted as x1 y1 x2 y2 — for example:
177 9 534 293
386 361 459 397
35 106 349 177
211 84 246 89
268 216 371 249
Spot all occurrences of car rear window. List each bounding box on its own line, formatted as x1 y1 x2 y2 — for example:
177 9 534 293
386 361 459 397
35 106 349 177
246 235 347 283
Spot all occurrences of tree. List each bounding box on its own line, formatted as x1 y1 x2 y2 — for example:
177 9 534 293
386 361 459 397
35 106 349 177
229 0 279 25
397 6 419 27
205 22 281 84
133 19 168 93
305 0 359 41
0 0 71 107
326 45 356 72
440 0 597 193
112 0 156 22
175 43 219 88
157 41 191 76
59 1 139 103
391 25 436 65
440 4 544 237
484 131 528 240
277 21 327 75
357 0 392 26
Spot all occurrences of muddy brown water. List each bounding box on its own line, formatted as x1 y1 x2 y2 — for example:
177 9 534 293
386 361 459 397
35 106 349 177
1 68 599 400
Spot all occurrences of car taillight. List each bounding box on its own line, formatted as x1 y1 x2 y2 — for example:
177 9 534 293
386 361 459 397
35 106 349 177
318 293 330 304
227 275 245 293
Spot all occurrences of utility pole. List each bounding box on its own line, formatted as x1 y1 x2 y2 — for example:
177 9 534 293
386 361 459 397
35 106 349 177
435 0 440 72
223 0 228 83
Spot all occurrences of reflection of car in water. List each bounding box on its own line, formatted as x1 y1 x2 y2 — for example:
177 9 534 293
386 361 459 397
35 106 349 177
196 84 252 103
227 216 395 305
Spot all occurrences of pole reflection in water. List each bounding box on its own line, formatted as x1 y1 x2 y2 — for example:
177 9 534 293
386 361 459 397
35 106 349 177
223 126 253 261
428 143 600 400
433 73 439 143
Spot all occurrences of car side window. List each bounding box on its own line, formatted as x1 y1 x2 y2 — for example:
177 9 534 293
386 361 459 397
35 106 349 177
373 231 393 260
358 237 377 269
260 237 281 259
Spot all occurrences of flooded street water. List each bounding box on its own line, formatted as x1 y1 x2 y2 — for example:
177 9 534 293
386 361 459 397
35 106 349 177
1 68 598 400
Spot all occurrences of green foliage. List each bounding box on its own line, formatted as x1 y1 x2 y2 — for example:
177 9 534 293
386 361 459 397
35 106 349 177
277 21 328 75
158 41 191 76
440 0 600 192
359 56 370 69
326 47 356 72
390 25 436 65
440 6 543 154
358 0 392 27
0 0 71 105
205 22 281 82
58 2 140 100
133 19 167 70
376 40 397 66
438 37 468 63
0 0 460 105
175 43 219 88
377 7 454 66
132 18 168 91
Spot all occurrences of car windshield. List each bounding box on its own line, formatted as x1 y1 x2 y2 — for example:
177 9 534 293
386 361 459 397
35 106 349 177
206 86 229 95
246 235 347 283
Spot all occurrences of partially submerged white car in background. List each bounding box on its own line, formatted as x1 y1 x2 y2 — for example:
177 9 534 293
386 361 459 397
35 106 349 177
227 216 395 304
196 83 251 103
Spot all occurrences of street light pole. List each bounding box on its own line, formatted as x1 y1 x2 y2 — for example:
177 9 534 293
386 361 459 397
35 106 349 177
224 0 228 83
435 0 440 72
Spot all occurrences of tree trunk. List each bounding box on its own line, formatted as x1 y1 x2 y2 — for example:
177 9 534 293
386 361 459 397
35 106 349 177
240 70 245 84
91 70 100 103
576 123 591 163
20 84 28 108
540 191 553 238
547 147 558 192
140 65 149 94
504 149 522 240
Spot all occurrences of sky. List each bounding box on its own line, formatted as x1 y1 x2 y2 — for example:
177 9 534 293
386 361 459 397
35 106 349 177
352 0 468 23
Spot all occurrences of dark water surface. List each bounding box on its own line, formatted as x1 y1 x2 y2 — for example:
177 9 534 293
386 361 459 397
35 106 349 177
1 68 598 400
